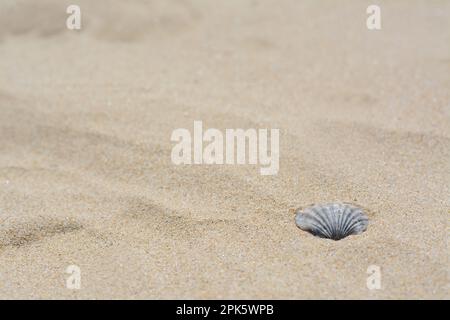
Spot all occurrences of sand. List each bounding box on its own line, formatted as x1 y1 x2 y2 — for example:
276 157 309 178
0 0 448 299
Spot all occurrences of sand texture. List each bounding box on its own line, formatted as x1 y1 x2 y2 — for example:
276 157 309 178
0 0 449 299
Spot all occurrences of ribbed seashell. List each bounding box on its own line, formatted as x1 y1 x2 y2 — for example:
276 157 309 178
295 203 369 240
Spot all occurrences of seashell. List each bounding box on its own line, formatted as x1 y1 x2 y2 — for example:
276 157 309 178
295 203 369 240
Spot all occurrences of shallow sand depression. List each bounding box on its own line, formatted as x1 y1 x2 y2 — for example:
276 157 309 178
0 0 449 299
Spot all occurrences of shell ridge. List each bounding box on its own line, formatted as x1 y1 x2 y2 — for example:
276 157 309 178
306 214 333 238
324 205 336 239
330 204 341 239
295 214 332 239
300 209 331 237
340 206 357 236
311 207 334 238
336 204 346 239
329 205 340 239
346 216 369 235
342 209 364 236
342 207 361 235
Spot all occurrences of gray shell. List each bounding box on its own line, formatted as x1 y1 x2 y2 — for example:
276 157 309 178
295 203 369 240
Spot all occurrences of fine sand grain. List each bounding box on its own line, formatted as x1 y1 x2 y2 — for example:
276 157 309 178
0 0 449 299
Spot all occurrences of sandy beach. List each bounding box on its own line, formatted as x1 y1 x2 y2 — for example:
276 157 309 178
0 0 449 299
